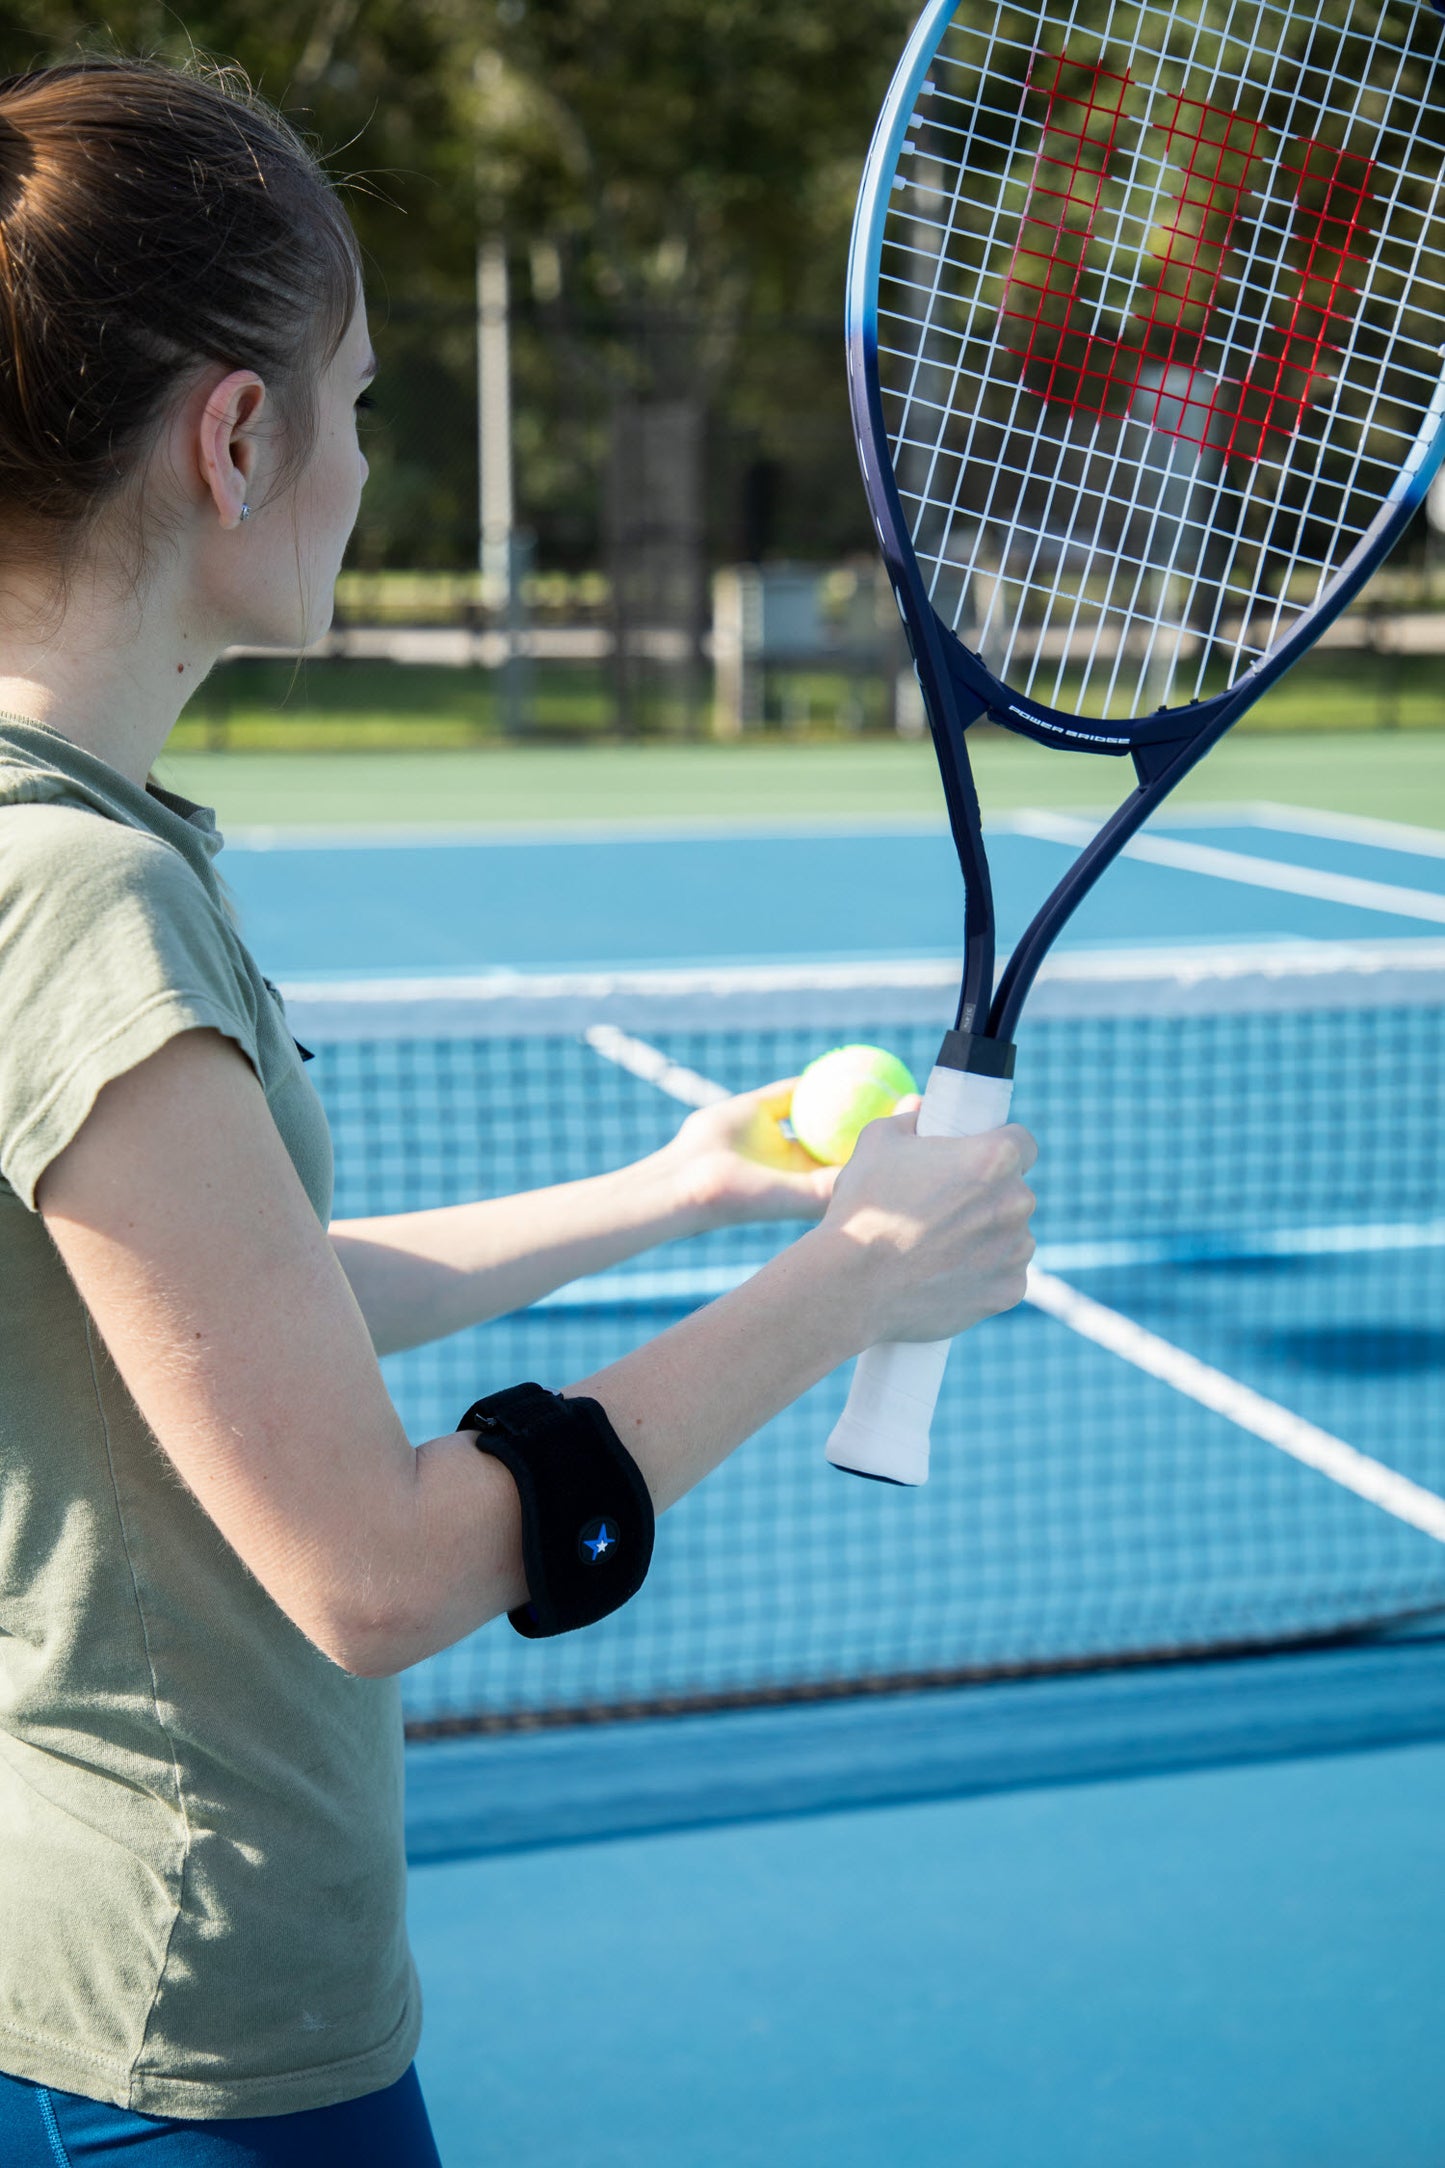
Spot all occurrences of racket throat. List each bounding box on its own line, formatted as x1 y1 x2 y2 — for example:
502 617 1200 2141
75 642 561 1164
920 656 997 1035
1130 729 1196 788
933 1028 1016 1086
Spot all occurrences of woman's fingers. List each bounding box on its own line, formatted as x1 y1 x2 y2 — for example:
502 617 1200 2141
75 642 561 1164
822 1114 1039 1343
664 1078 839 1224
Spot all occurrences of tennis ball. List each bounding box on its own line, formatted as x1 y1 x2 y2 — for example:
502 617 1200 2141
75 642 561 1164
788 1044 919 1165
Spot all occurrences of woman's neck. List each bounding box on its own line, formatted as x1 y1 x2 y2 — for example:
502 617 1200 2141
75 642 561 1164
0 573 225 787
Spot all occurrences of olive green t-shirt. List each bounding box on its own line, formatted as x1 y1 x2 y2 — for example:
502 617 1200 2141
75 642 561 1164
0 720 420 2118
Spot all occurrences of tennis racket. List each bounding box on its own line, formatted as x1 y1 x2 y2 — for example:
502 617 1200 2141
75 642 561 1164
829 0 1445 1485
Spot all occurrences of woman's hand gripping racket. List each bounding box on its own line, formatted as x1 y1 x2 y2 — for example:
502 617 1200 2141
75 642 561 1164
830 0 1445 1484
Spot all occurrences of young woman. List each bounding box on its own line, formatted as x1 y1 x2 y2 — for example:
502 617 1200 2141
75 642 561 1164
0 54 1037 2165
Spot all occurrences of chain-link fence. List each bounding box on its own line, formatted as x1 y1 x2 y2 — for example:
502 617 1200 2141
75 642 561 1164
348 295 868 572
329 293 888 734
176 289 1445 744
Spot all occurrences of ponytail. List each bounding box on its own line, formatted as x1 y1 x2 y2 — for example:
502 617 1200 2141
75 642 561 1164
0 55 361 599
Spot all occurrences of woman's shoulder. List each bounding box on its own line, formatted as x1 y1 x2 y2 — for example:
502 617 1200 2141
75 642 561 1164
0 793 211 920
0 785 254 1039
0 793 266 1213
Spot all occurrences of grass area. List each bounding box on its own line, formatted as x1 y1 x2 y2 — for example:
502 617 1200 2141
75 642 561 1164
154 728 1445 831
175 660 605 748
176 657 880 744
1249 649 1445 732
168 645 1445 753
333 568 611 620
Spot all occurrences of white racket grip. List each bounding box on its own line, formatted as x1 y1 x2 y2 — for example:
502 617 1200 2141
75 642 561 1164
826 1058 1015 1486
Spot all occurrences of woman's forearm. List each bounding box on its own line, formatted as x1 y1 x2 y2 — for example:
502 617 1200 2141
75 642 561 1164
330 1148 703 1356
566 1224 870 1511
382 1225 869 1672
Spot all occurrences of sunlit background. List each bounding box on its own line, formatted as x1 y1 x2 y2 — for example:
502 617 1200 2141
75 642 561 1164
8 2 1445 2161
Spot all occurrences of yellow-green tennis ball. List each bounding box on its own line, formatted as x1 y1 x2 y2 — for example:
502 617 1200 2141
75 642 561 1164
789 1044 919 1165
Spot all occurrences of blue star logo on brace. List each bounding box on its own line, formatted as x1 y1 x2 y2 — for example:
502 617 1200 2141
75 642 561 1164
579 1517 618 1564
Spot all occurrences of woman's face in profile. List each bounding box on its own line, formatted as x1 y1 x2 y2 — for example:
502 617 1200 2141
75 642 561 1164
284 290 375 647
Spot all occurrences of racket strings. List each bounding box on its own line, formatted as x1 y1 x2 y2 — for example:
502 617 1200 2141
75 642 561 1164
878 0 1445 721
898 43 1413 708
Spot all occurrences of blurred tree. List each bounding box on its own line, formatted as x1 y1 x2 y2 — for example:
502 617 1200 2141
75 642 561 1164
474 0 912 329
475 0 918 566
0 0 918 567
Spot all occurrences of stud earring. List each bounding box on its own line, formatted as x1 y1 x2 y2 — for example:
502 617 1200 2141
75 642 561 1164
239 504 251 523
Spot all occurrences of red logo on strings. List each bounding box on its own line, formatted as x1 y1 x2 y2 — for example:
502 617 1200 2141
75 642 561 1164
999 53 1375 461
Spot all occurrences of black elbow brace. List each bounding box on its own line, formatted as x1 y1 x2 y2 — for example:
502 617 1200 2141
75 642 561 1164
458 1382 655 1638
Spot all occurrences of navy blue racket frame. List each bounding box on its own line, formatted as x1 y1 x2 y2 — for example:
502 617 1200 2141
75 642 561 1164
847 0 1445 1045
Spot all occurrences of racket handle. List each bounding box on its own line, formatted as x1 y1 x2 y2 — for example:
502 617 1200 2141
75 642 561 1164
826 1046 1015 1487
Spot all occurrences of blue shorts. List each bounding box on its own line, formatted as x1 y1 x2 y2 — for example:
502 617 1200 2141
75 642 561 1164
0 2063 443 2164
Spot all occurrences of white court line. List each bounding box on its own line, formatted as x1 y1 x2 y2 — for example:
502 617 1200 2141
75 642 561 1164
537 1217 1445 1309
1025 1271 1445 1546
536 1264 755 1309
1011 809 1445 925
232 810 1262 850
1240 801 1445 862
219 808 1332 850
583 1024 729 1109
1039 1218 1445 1269
224 812 953 850
583 1021 1445 1549
225 802 1445 855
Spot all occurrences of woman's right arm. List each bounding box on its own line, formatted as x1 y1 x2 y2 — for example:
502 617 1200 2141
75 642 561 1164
37 1026 1035 1678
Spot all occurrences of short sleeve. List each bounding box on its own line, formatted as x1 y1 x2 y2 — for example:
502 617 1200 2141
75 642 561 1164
0 803 261 1210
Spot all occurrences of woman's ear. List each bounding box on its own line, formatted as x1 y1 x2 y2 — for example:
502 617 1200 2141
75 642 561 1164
194 369 267 529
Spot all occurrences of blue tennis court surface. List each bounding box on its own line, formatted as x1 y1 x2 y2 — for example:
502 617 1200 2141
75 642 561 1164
226 804 1445 978
410 1731 1445 2168
250 800 1445 2165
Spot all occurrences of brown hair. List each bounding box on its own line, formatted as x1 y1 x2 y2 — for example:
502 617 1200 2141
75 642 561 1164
0 54 362 610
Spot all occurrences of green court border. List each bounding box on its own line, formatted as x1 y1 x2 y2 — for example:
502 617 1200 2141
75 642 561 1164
154 730 1445 831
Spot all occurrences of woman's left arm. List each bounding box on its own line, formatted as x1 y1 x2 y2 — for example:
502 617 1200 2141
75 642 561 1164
331 1079 838 1355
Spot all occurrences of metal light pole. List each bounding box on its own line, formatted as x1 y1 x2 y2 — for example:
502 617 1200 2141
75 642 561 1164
1428 467 1445 598
475 233 530 734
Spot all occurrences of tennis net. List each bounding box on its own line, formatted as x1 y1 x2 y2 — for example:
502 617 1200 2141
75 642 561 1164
284 942 1445 1736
